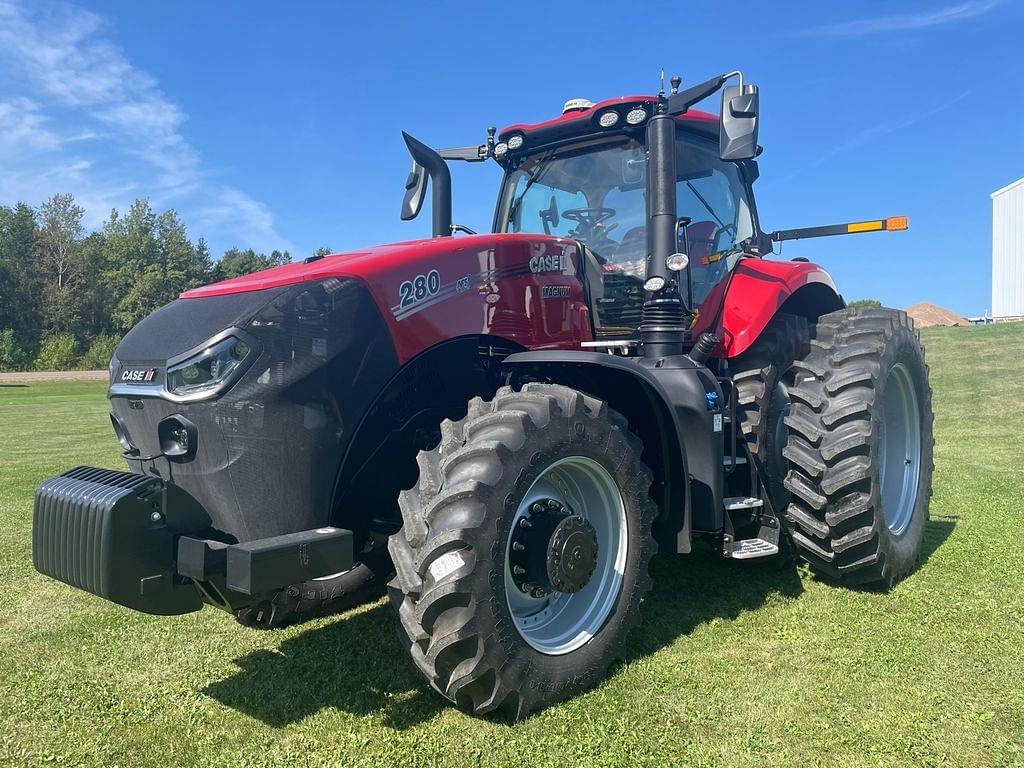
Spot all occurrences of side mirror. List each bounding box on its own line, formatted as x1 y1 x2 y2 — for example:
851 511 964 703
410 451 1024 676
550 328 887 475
719 84 759 161
399 132 452 237
400 162 427 221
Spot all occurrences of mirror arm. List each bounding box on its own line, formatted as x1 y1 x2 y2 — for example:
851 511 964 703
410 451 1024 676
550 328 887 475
438 145 489 162
665 72 731 115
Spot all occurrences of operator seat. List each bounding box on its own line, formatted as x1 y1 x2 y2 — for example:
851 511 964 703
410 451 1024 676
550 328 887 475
611 226 646 269
686 220 719 263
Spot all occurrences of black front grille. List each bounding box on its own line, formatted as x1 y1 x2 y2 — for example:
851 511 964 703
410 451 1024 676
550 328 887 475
110 278 399 543
596 272 643 330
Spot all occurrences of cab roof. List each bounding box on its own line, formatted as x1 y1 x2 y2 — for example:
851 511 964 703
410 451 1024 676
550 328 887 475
498 95 718 146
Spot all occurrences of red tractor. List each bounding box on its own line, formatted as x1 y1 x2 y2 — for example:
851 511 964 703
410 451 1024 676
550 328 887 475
33 71 933 720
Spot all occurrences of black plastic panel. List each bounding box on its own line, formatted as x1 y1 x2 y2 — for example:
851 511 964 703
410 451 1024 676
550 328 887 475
225 526 353 595
110 278 399 544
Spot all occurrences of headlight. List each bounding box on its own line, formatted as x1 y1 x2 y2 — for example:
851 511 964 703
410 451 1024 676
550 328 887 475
108 353 119 385
625 107 648 125
507 134 524 150
598 110 620 127
166 336 252 398
666 253 689 271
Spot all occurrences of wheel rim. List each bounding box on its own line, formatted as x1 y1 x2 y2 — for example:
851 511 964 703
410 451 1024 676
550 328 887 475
504 456 627 655
878 363 922 535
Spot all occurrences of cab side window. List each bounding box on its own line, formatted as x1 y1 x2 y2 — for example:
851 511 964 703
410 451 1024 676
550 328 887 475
675 135 755 306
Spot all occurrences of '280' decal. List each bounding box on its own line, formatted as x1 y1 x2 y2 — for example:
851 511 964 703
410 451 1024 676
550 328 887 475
398 269 441 308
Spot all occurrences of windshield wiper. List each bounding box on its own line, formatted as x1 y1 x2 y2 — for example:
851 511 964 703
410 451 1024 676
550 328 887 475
685 180 728 231
507 150 557 228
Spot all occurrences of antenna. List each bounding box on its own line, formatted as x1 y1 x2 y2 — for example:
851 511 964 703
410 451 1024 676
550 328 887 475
659 68 665 97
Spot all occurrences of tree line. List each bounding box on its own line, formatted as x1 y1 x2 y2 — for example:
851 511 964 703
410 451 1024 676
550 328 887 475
2 193 884 373
0 193 307 371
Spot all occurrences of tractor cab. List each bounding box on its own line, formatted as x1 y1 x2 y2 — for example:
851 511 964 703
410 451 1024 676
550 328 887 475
492 124 759 336
401 73 767 355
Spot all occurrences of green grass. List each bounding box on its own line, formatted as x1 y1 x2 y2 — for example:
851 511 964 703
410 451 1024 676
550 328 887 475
1 325 1023 767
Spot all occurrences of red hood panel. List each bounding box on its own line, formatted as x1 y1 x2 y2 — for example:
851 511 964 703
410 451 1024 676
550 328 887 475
180 234 572 298
182 233 591 363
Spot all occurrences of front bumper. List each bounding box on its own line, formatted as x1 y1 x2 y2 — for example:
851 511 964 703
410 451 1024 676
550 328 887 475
33 466 353 615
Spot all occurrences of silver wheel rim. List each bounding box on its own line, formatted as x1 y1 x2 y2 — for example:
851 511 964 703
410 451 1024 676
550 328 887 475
878 363 922 535
504 456 627 655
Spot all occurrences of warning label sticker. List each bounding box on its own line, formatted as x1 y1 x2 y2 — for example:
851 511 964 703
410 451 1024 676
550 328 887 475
428 551 466 582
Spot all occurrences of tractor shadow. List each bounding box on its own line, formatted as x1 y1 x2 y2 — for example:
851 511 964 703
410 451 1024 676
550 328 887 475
624 546 804 665
203 601 447 730
920 516 957 566
203 521 956 729
204 548 804 730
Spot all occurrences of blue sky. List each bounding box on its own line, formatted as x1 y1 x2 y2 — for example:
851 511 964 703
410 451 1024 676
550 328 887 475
0 0 1021 315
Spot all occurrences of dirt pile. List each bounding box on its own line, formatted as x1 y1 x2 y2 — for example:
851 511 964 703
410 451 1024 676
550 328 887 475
905 302 970 328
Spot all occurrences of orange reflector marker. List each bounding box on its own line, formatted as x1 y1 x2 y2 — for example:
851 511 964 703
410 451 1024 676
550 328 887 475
771 215 911 243
847 220 884 233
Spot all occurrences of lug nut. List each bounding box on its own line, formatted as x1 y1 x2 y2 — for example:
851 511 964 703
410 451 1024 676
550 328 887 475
512 541 526 552
513 565 526 576
150 511 162 523
519 518 532 529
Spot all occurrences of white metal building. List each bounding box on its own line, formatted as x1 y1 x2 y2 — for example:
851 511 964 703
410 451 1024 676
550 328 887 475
992 177 1024 321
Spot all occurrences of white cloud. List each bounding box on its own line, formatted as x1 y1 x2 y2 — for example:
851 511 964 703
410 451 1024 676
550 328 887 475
0 0 294 254
798 0 1006 37
762 90 973 189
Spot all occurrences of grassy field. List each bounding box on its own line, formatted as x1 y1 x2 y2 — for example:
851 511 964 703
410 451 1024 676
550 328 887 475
1 324 1022 767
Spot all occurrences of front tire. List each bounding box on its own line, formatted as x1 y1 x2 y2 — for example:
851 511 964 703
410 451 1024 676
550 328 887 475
783 308 934 586
388 384 656 719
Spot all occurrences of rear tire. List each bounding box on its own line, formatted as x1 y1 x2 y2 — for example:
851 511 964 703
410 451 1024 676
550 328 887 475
783 308 934 586
731 313 810 506
388 384 656 719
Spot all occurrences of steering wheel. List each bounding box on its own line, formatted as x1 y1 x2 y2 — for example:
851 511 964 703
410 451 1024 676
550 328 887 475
562 207 619 252
562 207 616 228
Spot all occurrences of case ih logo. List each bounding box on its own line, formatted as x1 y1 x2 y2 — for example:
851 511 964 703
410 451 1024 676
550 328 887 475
529 254 563 274
121 368 158 383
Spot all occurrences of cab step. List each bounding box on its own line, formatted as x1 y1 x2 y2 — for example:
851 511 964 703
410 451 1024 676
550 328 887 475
724 496 763 511
729 538 779 560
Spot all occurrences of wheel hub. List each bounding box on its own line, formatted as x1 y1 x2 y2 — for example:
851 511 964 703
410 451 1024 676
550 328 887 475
509 499 598 596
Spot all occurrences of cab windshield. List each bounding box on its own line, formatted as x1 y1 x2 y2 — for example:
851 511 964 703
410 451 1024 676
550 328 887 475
496 133 755 331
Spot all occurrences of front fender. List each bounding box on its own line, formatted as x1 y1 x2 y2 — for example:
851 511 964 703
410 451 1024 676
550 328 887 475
693 258 843 357
502 350 727 552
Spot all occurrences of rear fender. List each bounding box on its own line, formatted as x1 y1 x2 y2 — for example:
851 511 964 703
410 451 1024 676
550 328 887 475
693 258 843 357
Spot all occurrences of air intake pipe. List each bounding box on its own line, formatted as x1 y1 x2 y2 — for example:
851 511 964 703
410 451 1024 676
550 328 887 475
641 107 689 358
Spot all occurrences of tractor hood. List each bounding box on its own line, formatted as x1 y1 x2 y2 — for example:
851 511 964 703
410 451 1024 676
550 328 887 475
181 233 569 299
161 232 584 364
